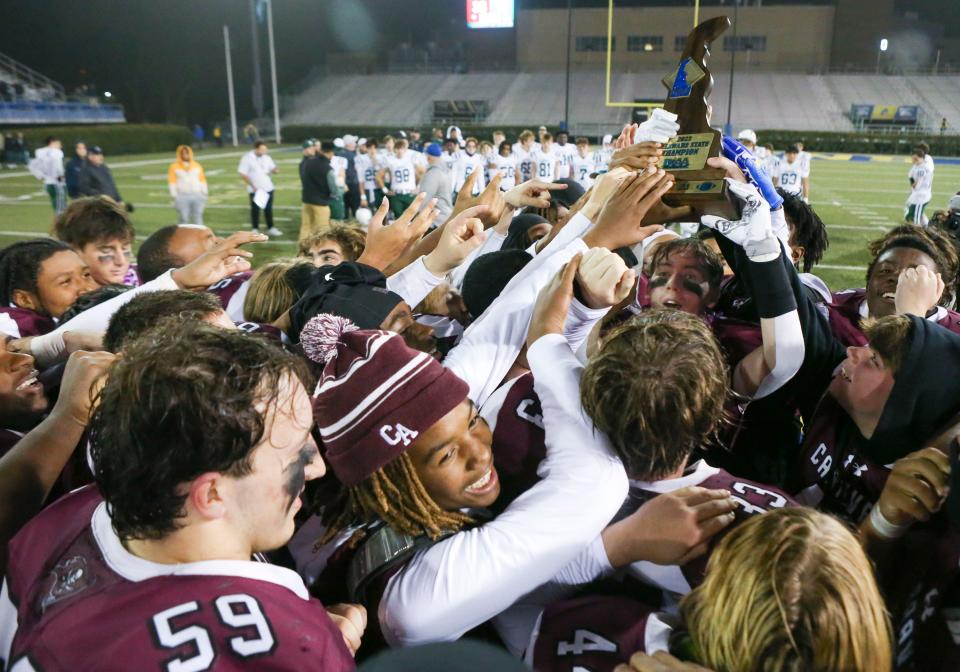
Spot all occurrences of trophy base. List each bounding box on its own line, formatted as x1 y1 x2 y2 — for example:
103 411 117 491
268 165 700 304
663 168 739 220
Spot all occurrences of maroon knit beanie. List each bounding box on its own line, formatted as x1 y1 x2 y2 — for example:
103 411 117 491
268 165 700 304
303 314 469 486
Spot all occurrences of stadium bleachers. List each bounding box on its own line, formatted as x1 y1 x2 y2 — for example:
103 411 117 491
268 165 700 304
283 70 960 136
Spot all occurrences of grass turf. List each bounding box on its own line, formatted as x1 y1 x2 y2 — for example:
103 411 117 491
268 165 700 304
1 146 958 293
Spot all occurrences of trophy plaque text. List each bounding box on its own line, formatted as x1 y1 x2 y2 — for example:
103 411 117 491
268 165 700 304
660 16 734 216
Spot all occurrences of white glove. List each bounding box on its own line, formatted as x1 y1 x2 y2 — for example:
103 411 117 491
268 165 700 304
701 179 779 262
634 108 680 145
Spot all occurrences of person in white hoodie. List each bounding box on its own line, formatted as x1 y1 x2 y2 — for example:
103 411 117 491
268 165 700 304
29 136 66 215
167 145 208 225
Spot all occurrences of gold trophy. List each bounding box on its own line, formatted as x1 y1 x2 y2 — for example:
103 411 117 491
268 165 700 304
660 16 735 217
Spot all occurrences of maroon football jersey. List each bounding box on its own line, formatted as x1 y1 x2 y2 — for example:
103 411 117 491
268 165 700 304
4 486 355 671
829 288 960 347
887 517 960 671
206 271 253 321
482 373 547 511
530 594 670 672
792 395 890 523
619 462 798 594
0 306 55 338
234 321 283 342
708 313 762 368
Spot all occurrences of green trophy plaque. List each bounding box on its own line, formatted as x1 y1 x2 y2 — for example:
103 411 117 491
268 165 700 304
660 16 734 216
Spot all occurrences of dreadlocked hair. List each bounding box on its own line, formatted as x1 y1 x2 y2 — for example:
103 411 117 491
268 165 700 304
320 452 473 544
0 238 74 305
866 224 959 306
778 188 829 272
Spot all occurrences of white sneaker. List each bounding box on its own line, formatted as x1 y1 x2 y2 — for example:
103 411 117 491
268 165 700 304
266 227 283 237
250 227 261 234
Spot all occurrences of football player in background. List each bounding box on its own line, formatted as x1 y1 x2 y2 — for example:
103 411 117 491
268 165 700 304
774 144 807 201
906 147 934 225
377 138 422 218
489 141 517 190
571 137 595 190
554 130 578 179
530 132 560 183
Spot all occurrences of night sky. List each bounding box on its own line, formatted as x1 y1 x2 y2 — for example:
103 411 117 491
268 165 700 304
0 0 956 124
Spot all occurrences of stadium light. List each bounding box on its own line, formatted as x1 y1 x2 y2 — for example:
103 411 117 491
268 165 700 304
103 91 112 98
876 38 888 74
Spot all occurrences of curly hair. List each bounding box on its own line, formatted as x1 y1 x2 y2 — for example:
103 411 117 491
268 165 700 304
778 189 828 272
0 238 75 306
54 196 135 248
297 224 366 263
580 309 729 480
681 508 892 672
90 323 311 540
866 224 959 306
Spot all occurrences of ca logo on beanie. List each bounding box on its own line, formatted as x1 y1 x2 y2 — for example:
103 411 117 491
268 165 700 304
380 423 419 447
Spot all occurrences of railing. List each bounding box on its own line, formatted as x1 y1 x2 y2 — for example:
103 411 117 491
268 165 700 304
0 51 65 99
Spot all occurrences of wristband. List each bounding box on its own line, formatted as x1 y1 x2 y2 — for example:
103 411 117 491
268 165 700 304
745 249 797 319
869 503 909 539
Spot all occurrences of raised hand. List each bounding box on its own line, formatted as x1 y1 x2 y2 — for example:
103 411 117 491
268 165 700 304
504 178 568 210
609 142 665 173
894 265 944 318
171 231 267 290
424 208 488 275
576 247 636 310
700 179 778 262
601 486 736 568
451 172 505 228
356 193 438 271
583 168 671 250
528 253 582 347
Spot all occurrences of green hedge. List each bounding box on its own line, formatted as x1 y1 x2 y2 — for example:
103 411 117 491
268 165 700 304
7 124 193 155
283 124 960 156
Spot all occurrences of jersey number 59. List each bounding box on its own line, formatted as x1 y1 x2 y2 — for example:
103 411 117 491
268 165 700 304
151 594 275 672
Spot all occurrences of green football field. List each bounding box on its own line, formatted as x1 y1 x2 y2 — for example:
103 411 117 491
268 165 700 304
1 146 958 292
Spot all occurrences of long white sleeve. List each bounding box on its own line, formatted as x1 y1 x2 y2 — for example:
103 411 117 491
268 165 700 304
379 334 628 646
443 211 594 407
386 256 444 309
30 271 180 364
444 238 587 407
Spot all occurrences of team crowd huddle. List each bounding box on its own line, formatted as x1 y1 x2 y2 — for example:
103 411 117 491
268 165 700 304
2 109 960 672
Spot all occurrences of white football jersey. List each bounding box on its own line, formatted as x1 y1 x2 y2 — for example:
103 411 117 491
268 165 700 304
571 153 595 190
907 162 934 204
330 156 347 188
456 152 486 194
554 143 578 179
798 151 812 177
354 153 379 191
592 147 614 174
409 149 428 171
530 146 559 182
777 158 804 196
384 153 417 193
513 145 534 183
490 154 517 190
442 149 461 174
